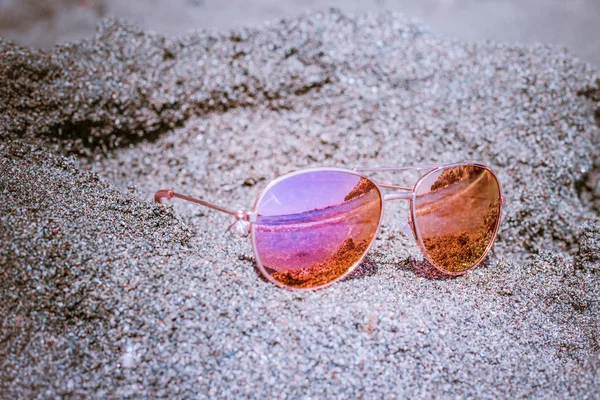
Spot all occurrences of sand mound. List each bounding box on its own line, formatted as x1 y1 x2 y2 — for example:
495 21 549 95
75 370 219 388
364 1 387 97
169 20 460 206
1 10 599 398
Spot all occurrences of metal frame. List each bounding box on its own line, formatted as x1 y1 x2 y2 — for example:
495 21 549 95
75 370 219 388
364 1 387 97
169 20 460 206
154 162 504 290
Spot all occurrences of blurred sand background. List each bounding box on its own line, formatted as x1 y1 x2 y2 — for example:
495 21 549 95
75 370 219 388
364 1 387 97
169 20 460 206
1 0 599 66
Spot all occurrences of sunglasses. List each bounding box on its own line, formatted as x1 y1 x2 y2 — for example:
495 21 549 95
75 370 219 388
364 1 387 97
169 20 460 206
155 162 504 290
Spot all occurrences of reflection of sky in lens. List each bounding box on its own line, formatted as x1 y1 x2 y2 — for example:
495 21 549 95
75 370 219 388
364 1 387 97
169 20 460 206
419 170 442 192
258 172 360 217
416 171 495 236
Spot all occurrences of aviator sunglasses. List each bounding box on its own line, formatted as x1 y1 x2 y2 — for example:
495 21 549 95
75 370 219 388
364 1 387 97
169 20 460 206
155 163 504 290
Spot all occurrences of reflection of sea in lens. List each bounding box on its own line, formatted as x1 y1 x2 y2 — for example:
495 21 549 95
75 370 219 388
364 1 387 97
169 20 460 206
254 172 382 289
415 166 500 273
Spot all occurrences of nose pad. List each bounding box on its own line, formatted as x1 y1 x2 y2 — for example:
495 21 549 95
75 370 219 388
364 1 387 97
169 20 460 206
400 218 415 239
226 210 251 236
226 219 250 236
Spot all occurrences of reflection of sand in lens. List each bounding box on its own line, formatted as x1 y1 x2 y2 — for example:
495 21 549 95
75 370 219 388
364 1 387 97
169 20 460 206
269 237 370 288
415 166 500 273
254 174 381 289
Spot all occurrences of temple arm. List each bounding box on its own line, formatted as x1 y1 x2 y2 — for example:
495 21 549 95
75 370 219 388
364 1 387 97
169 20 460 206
154 190 238 216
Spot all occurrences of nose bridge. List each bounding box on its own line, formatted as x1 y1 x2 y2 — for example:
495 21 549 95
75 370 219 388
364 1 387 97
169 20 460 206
377 182 415 202
383 192 414 201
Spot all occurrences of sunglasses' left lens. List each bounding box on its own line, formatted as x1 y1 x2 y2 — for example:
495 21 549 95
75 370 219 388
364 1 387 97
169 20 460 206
253 170 382 290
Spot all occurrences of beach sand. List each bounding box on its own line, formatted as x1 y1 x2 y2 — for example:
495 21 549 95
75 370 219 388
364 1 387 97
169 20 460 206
1 10 599 398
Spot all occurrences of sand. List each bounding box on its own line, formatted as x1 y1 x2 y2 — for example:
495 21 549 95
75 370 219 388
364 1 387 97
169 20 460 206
1 10 599 398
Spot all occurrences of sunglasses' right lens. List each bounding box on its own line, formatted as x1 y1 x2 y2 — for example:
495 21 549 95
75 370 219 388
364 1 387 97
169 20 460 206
253 170 382 290
414 165 501 273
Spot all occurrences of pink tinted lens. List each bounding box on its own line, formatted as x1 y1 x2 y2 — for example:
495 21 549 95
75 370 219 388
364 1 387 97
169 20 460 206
414 165 501 273
253 171 382 289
